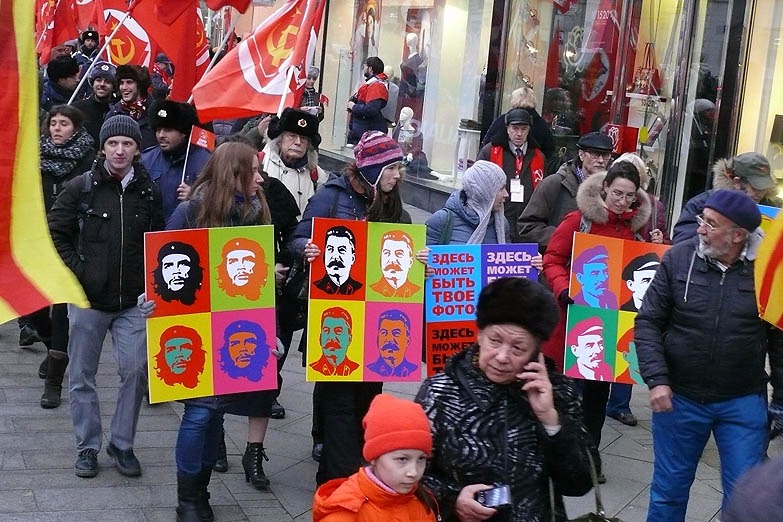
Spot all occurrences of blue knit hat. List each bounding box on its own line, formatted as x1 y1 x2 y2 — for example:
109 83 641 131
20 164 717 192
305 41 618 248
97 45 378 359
704 189 761 232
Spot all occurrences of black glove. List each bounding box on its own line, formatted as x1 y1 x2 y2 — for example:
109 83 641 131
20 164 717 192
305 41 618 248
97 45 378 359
558 290 574 307
769 402 783 440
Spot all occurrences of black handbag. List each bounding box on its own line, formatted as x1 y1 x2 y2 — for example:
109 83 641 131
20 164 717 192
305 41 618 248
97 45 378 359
552 451 624 522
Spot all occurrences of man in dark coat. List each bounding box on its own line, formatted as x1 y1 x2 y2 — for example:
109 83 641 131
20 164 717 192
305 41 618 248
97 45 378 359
42 56 80 111
346 56 389 145
73 61 117 144
105 64 156 150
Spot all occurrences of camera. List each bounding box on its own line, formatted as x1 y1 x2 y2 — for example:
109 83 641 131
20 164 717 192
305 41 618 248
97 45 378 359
474 485 511 508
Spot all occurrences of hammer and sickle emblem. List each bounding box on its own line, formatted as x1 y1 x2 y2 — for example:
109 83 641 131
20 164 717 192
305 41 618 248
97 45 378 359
266 24 299 67
110 35 136 65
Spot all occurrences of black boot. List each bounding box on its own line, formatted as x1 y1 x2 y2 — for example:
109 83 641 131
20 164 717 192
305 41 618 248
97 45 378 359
213 431 228 472
195 468 214 522
38 356 48 379
40 353 68 409
176 472 206 522
241 442 270 490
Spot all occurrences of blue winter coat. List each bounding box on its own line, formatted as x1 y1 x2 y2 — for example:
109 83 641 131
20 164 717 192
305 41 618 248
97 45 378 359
425 190 510 245
290 173 371 256
141 145 211 221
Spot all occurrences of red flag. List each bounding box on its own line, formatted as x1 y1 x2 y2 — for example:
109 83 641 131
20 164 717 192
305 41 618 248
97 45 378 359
73 0 100 31
190 126 216 152
192 0 326 121
98 0 155 67
134 0 210 101
36 0 79 64
205 0 252 12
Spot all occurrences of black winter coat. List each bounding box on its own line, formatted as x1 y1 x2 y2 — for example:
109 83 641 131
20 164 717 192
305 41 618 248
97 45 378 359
73 96 114 145
415 346 595 522
635 237 783 402
48 160 164 312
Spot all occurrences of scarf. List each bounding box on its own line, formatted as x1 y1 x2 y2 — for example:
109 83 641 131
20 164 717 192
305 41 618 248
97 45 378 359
120 98 147 121
40 128 94 179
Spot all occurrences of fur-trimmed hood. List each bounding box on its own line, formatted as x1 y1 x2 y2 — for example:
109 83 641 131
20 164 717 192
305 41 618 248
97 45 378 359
711 158 737 190
576 172 651 232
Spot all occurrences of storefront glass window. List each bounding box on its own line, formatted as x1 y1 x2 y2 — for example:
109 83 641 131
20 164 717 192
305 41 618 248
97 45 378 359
318 0 494 186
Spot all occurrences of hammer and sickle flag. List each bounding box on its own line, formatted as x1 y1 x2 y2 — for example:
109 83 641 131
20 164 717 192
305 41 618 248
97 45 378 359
192 0 325 122
1 0 88 323
755 208 783 330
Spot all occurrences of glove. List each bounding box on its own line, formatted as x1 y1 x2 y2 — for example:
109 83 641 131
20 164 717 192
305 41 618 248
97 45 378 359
136 293 156 318
558 290 574 307
769 402 783 440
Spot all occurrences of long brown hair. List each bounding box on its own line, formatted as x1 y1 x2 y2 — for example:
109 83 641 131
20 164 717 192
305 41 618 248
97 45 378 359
341 162 404 222
189 142 271 228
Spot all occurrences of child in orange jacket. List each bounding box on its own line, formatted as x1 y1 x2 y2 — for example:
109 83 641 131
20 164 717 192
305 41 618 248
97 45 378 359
312 394 439 521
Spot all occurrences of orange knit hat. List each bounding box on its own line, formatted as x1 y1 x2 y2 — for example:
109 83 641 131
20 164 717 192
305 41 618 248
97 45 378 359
362 394 433 462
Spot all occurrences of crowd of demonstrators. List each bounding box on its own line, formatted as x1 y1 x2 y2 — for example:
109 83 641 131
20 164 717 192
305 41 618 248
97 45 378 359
542 161 659 484
290 130 421 486
73 30 100 73
151 53 175 101
41 56 80 111
477 108 546 242
142 100 212 222
346 57 389 145
261 107 328 215
106 64 157 149
672 152 781 243
416 277 595 521
48 115 164 479
163 141 298 519
482 87 556 159
73 61 118 144
517 131 613 251
636 190 783 520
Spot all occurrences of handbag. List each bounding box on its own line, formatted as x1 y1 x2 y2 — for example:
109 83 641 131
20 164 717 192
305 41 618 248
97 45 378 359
279 260 309 331
631 43 661 95
551 451 624 522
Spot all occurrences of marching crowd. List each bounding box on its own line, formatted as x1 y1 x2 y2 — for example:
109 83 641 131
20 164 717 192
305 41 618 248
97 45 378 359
16 29 783 522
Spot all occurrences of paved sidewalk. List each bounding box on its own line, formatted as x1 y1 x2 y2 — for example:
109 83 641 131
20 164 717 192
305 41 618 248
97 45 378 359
1 204 778 521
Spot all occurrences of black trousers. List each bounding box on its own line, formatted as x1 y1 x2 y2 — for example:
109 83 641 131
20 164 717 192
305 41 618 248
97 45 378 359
581 380 610 472
314 381 382 485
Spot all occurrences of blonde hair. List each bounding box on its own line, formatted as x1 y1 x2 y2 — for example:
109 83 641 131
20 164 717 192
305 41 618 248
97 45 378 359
510 87 537 110
615 152 649 189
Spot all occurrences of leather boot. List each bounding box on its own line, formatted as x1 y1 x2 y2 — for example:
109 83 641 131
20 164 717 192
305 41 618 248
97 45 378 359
195 468 214 522
38 356 48 379
40 352 68 409
213 431 228 472
176 473 203 522
241 442 270 490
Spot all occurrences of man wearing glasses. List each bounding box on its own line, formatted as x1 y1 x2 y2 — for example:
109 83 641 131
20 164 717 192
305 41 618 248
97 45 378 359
672 152 780 243
518 131 614 250
636 189 783 521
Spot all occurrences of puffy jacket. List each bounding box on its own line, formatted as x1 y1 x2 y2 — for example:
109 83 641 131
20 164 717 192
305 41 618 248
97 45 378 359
635 236 783 402
141 144 212 221
313 467 437 522
425 190 510 245
541 172 651 370
517 160 581 251
415 346 595 522
260 142 328 215
482 108 556 159
476 133 546 242
48 160 164 312
348 74 389 143
672 157 782 243
290 173 371 257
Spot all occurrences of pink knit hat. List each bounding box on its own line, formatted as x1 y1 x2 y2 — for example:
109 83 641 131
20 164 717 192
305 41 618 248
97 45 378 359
353 131 403 186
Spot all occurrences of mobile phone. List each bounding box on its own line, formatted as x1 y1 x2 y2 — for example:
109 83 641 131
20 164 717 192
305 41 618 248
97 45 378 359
474 485 511 508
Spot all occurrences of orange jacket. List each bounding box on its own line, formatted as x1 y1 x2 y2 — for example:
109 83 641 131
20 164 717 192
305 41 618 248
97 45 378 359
313 467 437 522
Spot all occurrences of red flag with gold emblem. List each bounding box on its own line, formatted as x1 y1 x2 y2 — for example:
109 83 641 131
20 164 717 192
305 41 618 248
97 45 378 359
2 0 89 322
36 0 79 64
97 0 155 67
755 209 783 330
192 0 326 121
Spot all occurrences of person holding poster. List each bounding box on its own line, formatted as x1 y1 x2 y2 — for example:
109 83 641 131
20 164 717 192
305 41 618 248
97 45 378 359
292 131 426 485
542 160 654 483
164 142 291 519
415 277 595 522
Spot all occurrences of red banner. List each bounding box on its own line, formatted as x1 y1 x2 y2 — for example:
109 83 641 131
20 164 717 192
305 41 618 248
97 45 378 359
36 0 79 64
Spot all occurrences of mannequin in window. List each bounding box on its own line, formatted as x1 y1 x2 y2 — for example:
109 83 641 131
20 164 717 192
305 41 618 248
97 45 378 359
380 65 399 127
392 106 432 178
399 33 424 99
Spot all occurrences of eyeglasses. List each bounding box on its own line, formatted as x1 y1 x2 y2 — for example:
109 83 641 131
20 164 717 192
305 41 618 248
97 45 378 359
695 214 718 232
584 150 613 161
609 189 637 202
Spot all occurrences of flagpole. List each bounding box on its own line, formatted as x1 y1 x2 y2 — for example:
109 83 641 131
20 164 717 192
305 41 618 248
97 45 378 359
187 13 240 104
276 66 296 117
67 8 134 105
181 130 194 185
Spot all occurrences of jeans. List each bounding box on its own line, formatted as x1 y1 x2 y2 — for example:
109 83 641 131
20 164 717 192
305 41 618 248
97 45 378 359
67 304 147 452
176 403 224 475
647 393 767 522
606 383 634 416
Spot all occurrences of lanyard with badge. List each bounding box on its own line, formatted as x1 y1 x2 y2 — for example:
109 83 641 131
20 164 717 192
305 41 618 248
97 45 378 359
510 151 525 203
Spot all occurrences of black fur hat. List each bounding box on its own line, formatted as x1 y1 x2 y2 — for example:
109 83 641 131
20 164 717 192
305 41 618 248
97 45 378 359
46 56 79 83
267 107 321 148
116 64 151 96
149 100 198 135
475 277 559 341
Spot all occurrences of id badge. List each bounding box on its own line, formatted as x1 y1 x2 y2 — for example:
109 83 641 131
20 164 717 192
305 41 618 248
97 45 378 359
510 178 524 203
